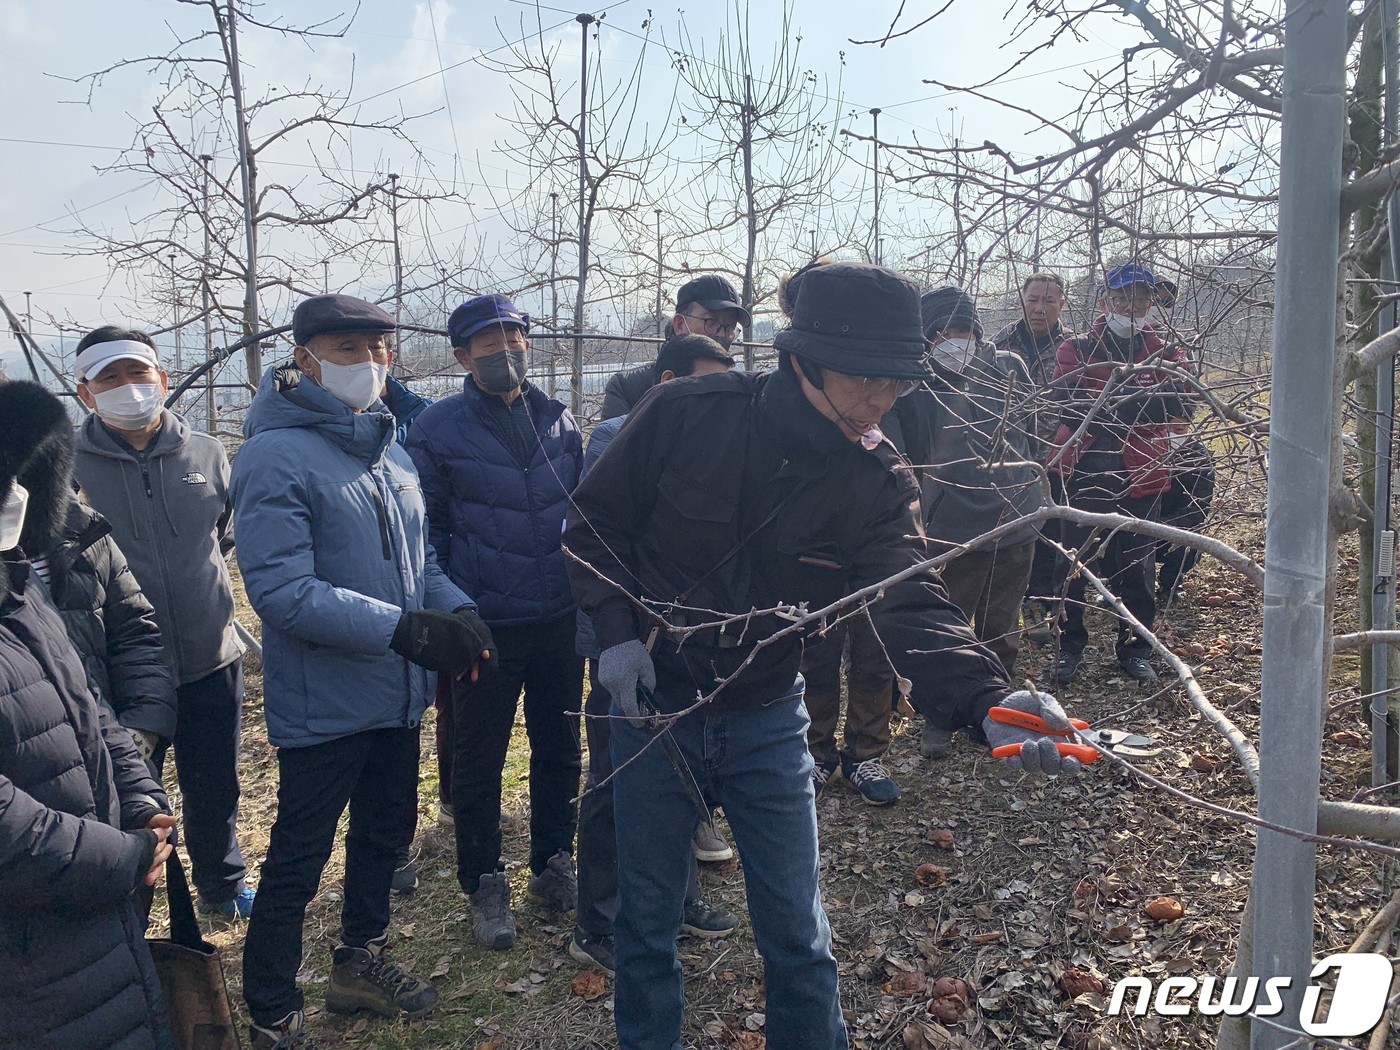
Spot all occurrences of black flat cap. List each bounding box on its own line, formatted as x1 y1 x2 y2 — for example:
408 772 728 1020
293 294 397 346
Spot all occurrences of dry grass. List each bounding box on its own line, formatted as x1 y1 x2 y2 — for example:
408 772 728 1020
144 545 1400 1049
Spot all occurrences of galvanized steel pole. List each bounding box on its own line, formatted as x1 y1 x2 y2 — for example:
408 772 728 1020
573 13 595 418
1251 1 1347 1046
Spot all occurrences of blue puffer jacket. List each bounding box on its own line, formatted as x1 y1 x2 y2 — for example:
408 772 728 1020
406 377 582 628
230 365 472 749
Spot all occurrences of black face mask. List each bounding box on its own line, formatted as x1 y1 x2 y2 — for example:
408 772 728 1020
474 350 528 393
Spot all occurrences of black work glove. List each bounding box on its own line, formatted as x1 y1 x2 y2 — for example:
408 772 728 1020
450 605 496 663
391 608 495 674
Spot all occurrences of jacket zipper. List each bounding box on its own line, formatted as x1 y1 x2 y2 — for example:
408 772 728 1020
372 484 393 560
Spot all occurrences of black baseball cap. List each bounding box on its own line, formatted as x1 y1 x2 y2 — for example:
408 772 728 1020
675 275 752 327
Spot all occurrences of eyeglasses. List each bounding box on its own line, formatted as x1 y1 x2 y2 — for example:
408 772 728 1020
828 370 920 399
681 312 739 338
1107 293 1155 310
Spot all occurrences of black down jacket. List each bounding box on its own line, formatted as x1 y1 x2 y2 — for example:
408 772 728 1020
0 556 174 1049
564 366 1012 728
39 498 177 740
0 379 174 1050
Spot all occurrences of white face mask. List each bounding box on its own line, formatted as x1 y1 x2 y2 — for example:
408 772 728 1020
93 383 164 429
932 336 977 372
1168 431 1191 449
0 483 28 551
315 358 388 411
1104 313 1139 338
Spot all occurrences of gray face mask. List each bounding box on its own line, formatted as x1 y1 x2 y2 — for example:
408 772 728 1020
475 350 528 393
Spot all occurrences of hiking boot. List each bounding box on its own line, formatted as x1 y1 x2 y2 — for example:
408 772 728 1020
1055 649 1082 684
391 848 418 896
326 934 438 1019
436 801 455 827
812 756 839 799
1022 599 1053 646
526 850 578 912
249 1009 320 1049
692 820 734 863
470 873 517 950
569 928 616 976
198 885 256 919
841 755 901 806
681 897 738 939
1120 655 1159 683
920 723 953 759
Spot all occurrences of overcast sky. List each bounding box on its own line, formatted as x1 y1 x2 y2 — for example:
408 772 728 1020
0 0 1136 378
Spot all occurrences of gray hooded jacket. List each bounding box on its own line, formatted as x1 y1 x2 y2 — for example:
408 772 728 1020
73 410 242 686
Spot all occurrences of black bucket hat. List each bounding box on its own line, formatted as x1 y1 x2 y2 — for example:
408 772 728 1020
772 262 931 380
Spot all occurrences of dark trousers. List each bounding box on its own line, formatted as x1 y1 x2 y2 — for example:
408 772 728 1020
452 614 583 894
1156 460 1216 599
435 677 453 807
1055 452 1159 660
242 725 420 1025
940 542 1035 675
169 660 248 904
1025 474 1065 602
576 663 700 939
801 617 894 764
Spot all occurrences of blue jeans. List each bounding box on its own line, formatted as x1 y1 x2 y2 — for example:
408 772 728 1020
610 676 848 1050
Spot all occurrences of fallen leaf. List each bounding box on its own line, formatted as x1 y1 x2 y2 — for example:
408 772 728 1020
398 922 415 938
929 829 956 850
1330 730 1367 749
429 954 452 980
967 931 1004 945
571 969 607 1000
1059 967 1106 997
882 972 928 997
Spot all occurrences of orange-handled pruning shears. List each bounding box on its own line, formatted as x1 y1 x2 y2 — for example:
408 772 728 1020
986 706 1160 764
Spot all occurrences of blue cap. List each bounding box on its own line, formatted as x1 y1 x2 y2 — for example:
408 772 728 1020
449 293 531 346
1104 263 1156 290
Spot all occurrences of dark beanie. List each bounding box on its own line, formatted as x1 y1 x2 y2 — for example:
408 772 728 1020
920 285 983 341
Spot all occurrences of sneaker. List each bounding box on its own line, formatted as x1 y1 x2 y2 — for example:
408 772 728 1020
1055 649 1082 684
1022 600 1053 646
920 722 953 759
812 756 839 799
680 897 738 939
198 886 256 919
568 928 616 976
841 756 901 806
470 873 517 950
692 821 734 863
391 859 419 896
526 850 578 912
249 1009 320 1049
436 801 455 827
1120 655 1159 683
326 934 438 1019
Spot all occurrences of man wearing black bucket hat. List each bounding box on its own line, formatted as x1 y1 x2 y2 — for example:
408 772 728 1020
600 274 752 418
564 261 1080 1050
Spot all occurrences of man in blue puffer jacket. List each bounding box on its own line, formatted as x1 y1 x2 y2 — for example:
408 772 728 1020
230 294 492 1050
406 293 584 951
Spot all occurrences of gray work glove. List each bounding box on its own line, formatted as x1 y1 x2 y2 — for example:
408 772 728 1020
597 639 657 725
130 729 161 763
982 688 1083 776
